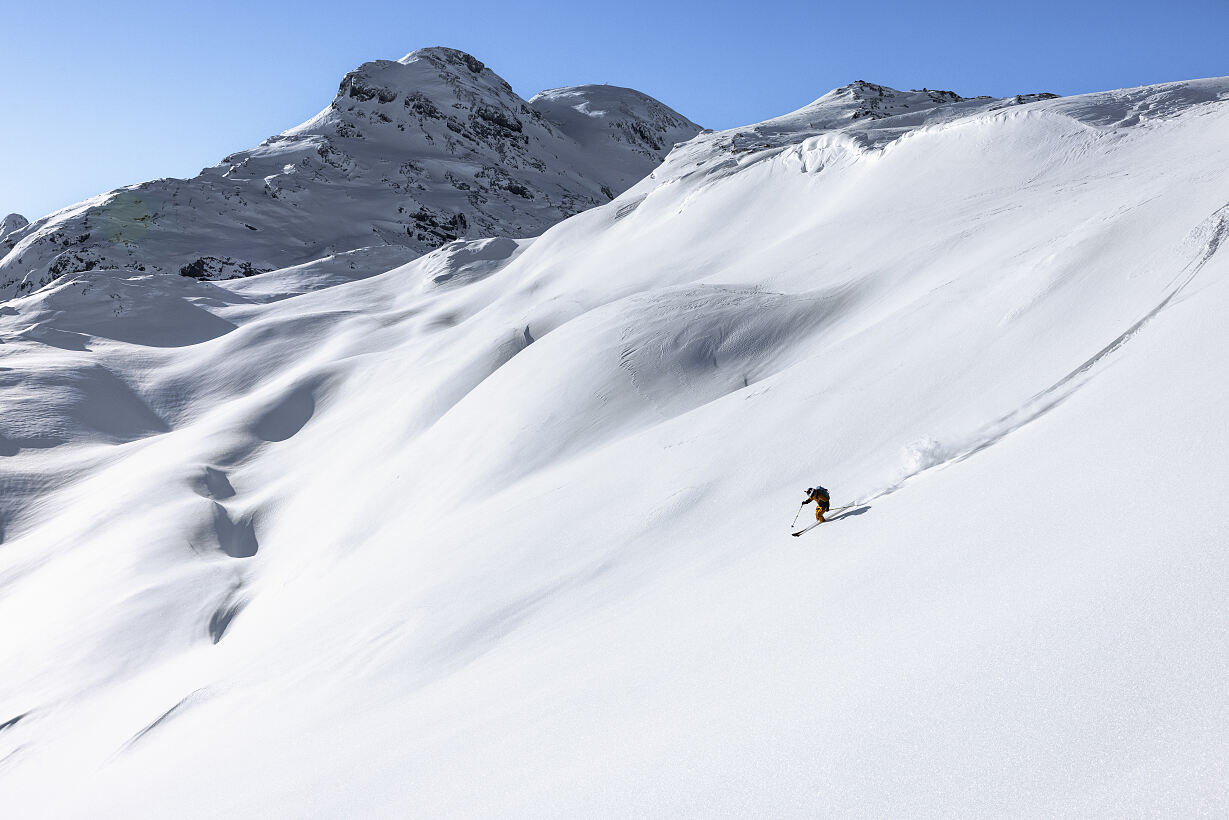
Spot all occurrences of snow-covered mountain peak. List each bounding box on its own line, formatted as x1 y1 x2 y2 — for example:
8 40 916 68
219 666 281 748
327 47 521 125
0 49 700 299
288 47 534 148
644 80 1062 188
818 79 973 118
532 83 690 121
771 80 1058 134
398 45 490 73
530 84 702 175
0 213 27 241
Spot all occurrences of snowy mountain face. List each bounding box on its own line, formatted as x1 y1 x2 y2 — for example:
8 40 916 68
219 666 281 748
3 71 1229 817
0 47 699 298
0 213 27 242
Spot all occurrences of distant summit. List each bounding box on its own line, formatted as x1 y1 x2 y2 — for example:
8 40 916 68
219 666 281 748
783 80 1059 130
0 48 700 297
0 213 27 242
821 79 1058 120
647 80 1063 181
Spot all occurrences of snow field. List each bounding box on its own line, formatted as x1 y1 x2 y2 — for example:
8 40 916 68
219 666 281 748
1 77 1227 815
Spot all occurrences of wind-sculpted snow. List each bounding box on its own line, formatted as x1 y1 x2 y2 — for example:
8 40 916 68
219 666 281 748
0 47 699 300
2 75 1229 816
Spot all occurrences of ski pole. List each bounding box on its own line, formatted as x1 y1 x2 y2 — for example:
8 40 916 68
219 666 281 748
791 503 805 527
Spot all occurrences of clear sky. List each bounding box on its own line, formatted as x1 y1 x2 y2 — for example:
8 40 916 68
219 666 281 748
3 0 1225 221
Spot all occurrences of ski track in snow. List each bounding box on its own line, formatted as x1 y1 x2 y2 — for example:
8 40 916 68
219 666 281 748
865 198 1229 507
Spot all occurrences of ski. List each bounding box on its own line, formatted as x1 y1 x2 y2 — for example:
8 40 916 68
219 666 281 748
790 504 857 536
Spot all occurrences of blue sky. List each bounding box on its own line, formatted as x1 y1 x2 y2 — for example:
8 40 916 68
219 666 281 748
3 0 1225 220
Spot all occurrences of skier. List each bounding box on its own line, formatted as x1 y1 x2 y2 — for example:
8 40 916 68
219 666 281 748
802 486 831 523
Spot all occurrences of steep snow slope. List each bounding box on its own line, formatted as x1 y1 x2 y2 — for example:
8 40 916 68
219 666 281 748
0 47 698 298
1 77 1228 816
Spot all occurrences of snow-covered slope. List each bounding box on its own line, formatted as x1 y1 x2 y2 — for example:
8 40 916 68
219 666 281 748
2 76 1228 816
0 47 699 298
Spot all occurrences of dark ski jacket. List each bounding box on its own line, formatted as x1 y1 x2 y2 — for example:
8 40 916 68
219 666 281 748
804 486 831 508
